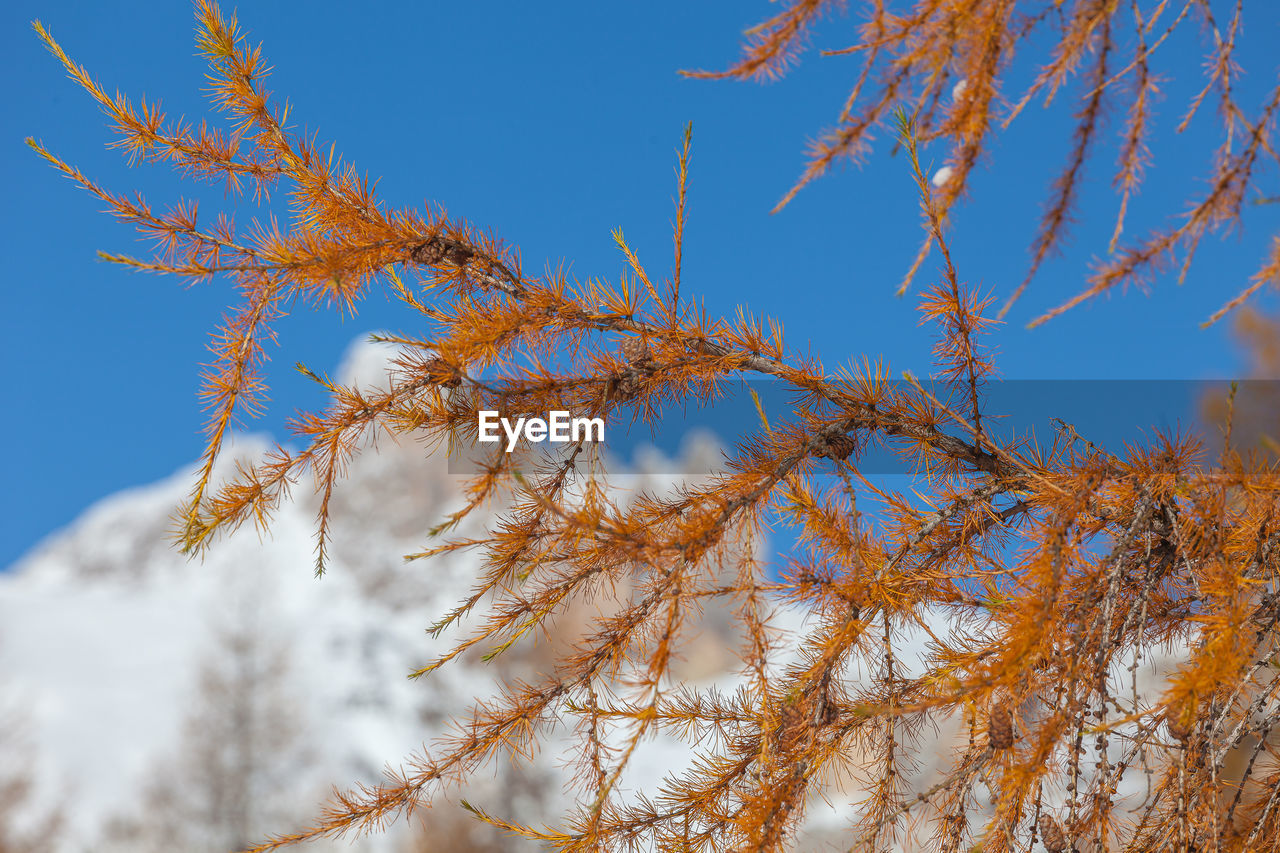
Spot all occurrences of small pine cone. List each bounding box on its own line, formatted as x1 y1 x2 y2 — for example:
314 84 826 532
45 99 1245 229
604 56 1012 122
778 699 808 746
815 434 856 461
619 336 652 367
424 357 463 389
1037 815 1066 853
605 373 641 402
409 236 447 266
443 241 475 266
1167 713 1191 743
988 703 1014 750
410 236 474 267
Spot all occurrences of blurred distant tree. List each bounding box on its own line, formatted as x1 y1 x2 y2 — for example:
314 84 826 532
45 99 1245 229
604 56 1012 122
0 737 51 853
100 602 312 853
0 721 60 853
0 649 61 853
398 778 549 853
30 2 1280 852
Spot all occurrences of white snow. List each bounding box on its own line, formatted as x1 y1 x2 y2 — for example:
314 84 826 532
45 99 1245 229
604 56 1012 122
0 340 782 851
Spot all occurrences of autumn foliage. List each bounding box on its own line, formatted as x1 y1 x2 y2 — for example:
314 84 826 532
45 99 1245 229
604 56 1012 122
29 2 1280 852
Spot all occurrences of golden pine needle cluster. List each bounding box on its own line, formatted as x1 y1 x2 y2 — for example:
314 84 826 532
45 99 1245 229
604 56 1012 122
29 2 1280 852
686 0 1280 328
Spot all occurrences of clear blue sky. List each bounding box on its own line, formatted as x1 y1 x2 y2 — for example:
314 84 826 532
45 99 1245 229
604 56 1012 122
4 1 1278 569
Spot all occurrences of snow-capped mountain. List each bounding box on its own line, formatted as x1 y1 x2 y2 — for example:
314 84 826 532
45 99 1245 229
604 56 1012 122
0 340 741 853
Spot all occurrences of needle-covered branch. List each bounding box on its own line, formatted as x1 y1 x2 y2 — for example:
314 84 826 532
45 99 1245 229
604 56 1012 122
30 3 1280 852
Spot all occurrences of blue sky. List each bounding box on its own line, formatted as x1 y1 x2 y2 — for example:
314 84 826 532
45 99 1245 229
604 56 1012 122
4 1 1278 569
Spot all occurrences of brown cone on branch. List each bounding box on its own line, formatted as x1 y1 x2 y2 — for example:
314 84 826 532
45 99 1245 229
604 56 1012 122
606 337 652 403
988 703 1014 750
814 433 856 461
424 357 463 389
619 336 652 367
410 235 475 268
1038 815 1067 853
605 373 641 402
1167 712 1192 744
